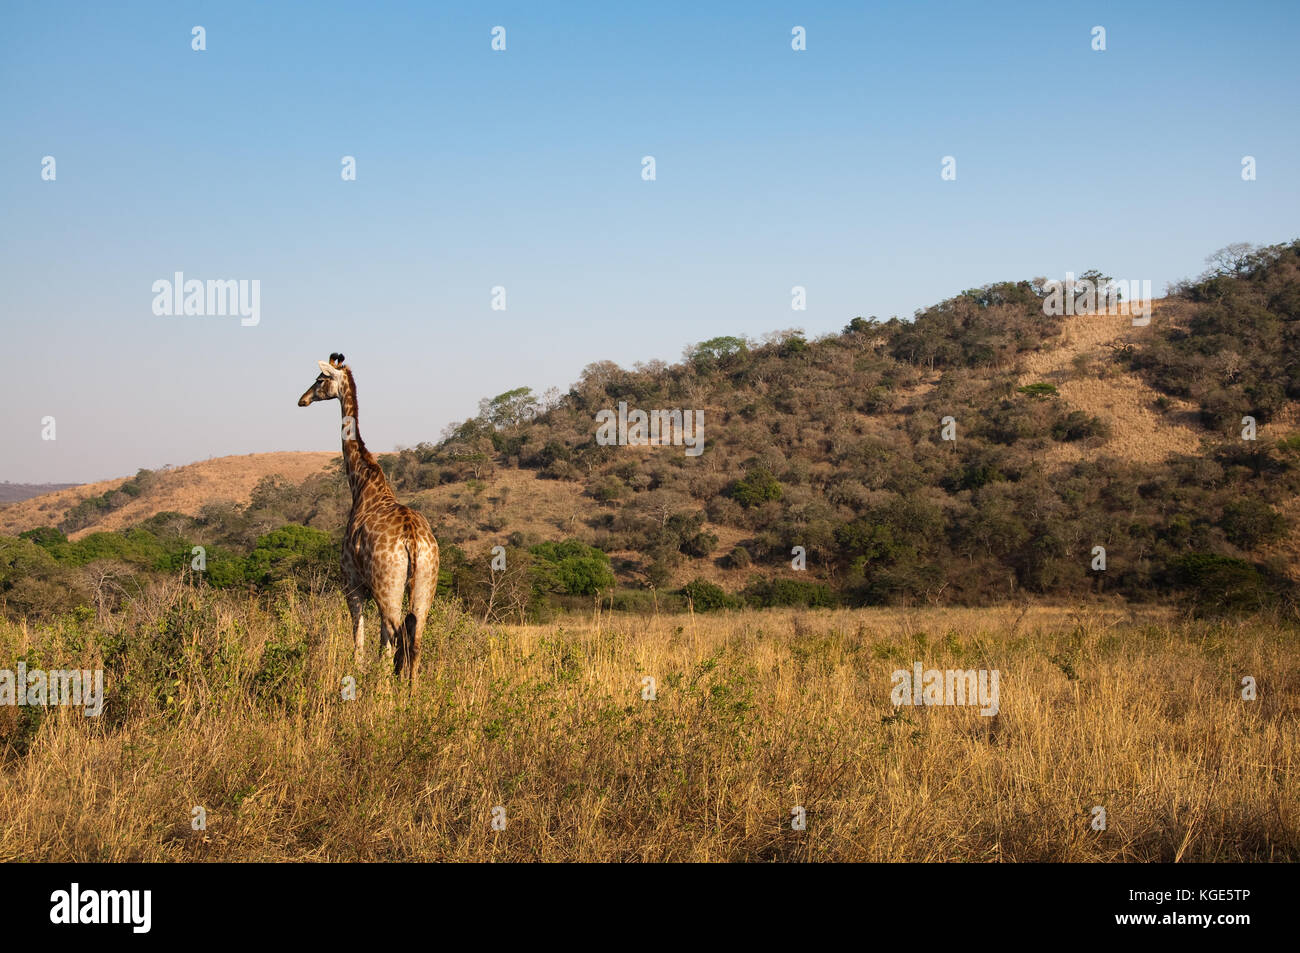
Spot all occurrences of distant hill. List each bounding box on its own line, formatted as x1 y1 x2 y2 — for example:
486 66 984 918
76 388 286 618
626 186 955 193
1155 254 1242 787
0 452 337 539
0 482 78 504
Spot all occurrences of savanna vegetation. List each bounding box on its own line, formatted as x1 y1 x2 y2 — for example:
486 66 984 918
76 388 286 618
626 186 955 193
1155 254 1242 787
1 588 1294 861
2 243 1298 863
4 241 1297 623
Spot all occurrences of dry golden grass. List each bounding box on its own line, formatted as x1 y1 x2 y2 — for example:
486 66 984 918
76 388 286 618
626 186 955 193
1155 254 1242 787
1 588 1294 862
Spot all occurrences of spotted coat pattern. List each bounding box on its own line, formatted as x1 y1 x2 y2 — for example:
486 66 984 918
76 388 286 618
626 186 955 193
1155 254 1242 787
299 356 438 680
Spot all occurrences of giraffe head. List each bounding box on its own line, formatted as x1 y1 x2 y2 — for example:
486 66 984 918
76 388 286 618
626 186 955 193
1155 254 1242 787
298 353 348 406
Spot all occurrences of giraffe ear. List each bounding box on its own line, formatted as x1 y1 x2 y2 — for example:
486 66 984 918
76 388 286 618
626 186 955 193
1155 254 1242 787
318 360 341 377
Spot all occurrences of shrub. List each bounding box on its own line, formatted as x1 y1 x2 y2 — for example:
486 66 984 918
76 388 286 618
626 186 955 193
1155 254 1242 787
529 540 615 596
1017 382 1059 399
243 525 336 588
730 468 784 508
723 545 752 569
1219 499 1289 549
1167 553 1272 613
681 578 739 612
593 477 625 502
682 531 718 559
18 527 67 548
743 577 837 608
1051 410 1110 442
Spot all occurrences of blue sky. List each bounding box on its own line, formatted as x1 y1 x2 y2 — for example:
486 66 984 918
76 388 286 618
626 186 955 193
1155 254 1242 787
2 0 1297 483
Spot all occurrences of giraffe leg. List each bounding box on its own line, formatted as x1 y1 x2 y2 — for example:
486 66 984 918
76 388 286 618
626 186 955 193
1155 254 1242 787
342 543 369 668
373 568 408 678
384 611 408 678
346 590 365 667
407 612 422 685
378 620 396 672
374 587 403 676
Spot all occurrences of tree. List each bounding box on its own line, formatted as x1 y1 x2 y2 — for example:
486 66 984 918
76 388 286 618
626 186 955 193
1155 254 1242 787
1204 243 1257 277
478 387 539 431
685 335 748 366
639 490 692 529
440 419 497 480
79 560 134 621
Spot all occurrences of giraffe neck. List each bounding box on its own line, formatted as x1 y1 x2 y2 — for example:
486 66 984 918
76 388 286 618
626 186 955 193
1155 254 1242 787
338 369 395 506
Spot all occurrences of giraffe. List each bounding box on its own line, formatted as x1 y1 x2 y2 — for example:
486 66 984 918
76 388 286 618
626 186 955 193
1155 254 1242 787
298 353 438 681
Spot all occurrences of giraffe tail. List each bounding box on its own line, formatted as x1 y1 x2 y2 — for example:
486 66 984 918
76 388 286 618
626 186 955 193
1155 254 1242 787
402 539 420 651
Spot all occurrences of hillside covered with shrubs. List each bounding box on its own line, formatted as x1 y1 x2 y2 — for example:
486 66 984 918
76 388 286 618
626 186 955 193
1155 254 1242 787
3 240 1299 620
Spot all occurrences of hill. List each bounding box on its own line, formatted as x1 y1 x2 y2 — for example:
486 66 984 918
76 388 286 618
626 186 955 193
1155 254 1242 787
0 452 337 540
0 482 78 505
4 240 1299 618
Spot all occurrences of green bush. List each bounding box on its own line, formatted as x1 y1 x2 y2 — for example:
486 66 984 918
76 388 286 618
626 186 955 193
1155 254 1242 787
593 477 625 502
681 578 739 612
682 531 718 558
1219 499 1289 549
743 577 837 608
1167 553 1272 613
730 468 784 508
529 540 615 596
1018 382 1059 399
609 589 684 613
243 525 335 587
18 527 67 548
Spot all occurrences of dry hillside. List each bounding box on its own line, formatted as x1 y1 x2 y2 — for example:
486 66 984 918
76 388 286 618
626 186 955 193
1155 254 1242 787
1017 300 1296 463
0 452 337 540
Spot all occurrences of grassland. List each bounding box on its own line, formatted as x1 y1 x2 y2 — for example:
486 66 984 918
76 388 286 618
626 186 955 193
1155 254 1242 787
0 583 1295 862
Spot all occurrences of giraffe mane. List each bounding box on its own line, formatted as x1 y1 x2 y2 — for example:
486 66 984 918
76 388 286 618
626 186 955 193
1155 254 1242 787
342 366 393 493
